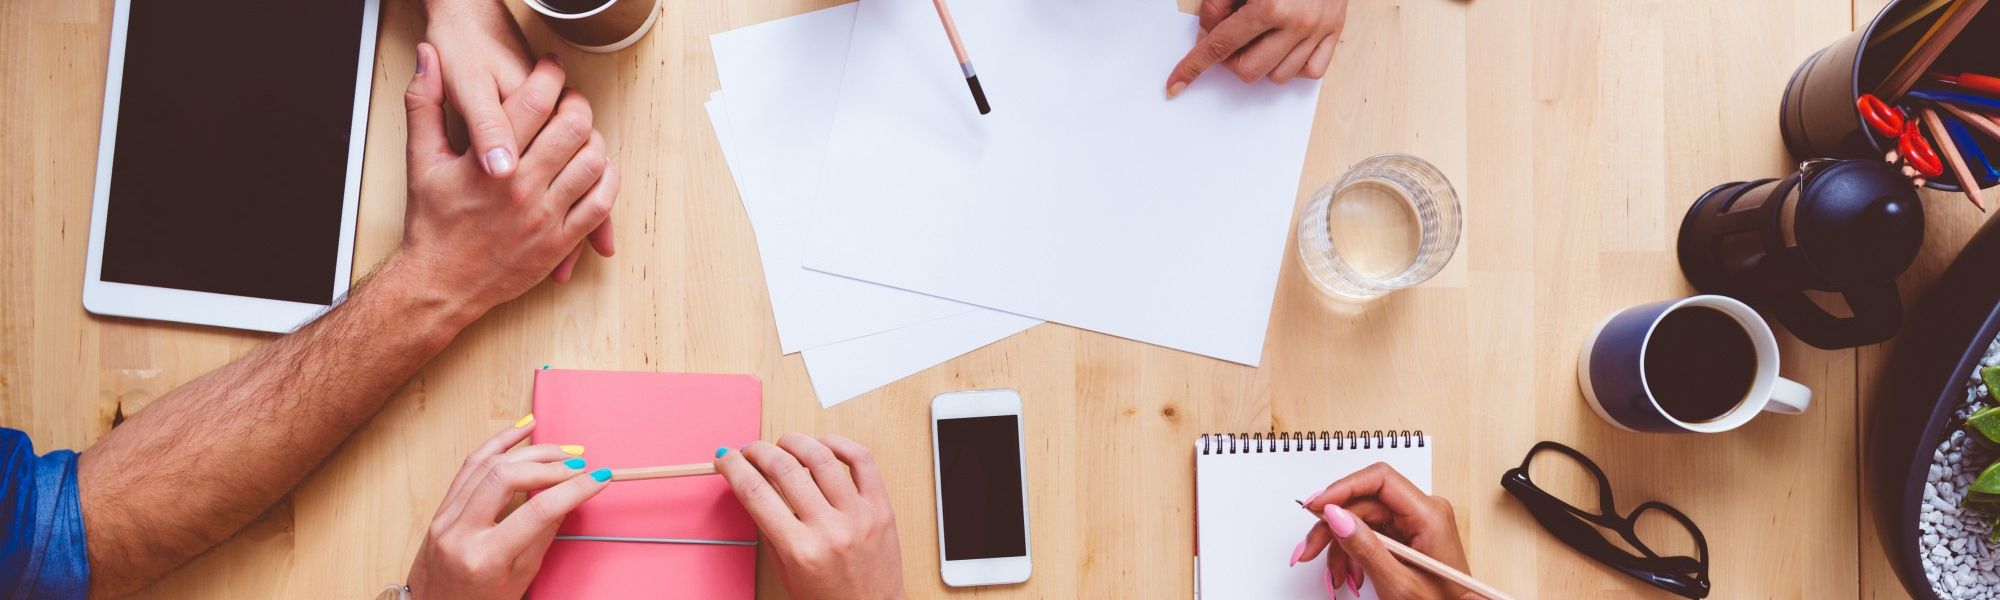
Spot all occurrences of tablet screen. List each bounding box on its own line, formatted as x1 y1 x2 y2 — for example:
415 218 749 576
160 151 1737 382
100 0 367 305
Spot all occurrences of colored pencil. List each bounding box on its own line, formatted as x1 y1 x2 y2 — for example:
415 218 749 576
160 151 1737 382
1941 111 2000 182
929 0 991 115
1940 102 2000 144
1877 0 1988 99
1909 87 2000 113
1871 0 1955 43
1922 106 1990 211
608 462 718 482
1297 501 1517 600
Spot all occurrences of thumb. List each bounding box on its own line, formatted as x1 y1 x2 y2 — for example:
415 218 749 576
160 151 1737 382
404 43 451 167
1324 504 1399 591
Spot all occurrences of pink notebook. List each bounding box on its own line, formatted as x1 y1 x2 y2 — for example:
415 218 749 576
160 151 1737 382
526 369 761 599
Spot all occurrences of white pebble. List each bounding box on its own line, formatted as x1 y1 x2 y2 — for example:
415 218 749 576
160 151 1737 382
1919 333 2000 598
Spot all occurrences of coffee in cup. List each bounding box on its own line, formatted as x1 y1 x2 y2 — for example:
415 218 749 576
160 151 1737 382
1578 295 1811 433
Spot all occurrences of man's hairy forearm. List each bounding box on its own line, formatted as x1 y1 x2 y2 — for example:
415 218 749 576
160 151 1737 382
75 258 482 597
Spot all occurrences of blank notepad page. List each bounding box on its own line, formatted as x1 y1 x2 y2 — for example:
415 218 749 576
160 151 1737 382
1194 432 1432 599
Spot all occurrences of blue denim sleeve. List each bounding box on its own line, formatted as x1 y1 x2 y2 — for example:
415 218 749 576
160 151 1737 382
0 428 89 600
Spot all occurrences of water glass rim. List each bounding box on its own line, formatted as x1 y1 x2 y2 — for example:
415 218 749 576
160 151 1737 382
1297 152 1462 299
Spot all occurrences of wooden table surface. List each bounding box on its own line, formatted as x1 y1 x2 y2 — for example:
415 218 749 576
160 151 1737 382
1 0 1984 597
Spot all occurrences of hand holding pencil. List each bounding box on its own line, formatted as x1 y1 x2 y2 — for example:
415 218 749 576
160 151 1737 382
1295 463 1502 599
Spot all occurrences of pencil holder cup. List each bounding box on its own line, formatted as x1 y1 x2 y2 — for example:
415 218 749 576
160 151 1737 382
1779 0 1999 193
522 0 660 53
1677 160 1922 349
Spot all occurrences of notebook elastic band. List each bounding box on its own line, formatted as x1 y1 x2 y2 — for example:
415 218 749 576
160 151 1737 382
554 535 759 546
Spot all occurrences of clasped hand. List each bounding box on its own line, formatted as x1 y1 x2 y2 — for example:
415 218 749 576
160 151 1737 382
387 43 618 323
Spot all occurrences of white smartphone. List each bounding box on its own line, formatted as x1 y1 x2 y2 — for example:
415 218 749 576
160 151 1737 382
930 389 1032 587
83 0 379 333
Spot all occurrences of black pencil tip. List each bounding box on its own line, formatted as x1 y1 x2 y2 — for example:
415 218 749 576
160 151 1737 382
967 75 991 115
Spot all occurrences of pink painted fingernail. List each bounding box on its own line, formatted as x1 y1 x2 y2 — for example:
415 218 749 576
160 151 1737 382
1324 504 1357 538
1349 565 1363 594
1302 489 1323 505
1323 566 1338 598
1290 539 1307 566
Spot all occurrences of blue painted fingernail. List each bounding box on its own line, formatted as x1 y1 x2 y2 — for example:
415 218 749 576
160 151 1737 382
590 468 612 482
541 364 551 370
715 447 729 458
564 457 586 469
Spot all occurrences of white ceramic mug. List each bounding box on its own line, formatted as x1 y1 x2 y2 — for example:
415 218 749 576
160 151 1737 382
522 0 661 54
1577 295 1812 433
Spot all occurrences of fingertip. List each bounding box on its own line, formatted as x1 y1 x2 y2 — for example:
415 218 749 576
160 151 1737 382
1325 504 1357 538
483 147 517 176
589 468 612 483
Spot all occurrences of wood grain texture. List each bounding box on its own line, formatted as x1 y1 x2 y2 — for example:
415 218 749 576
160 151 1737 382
0 0 1956 597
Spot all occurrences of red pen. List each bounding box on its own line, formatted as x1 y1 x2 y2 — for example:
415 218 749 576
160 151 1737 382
1933 72 2000 98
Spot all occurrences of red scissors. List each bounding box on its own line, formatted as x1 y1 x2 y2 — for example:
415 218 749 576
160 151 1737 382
1860 94 1944 177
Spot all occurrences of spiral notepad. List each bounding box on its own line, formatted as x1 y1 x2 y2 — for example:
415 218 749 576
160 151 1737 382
1194 431 1432 600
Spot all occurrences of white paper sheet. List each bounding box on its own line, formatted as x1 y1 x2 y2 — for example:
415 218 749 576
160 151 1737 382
706 52 1037 406
799 309 1035 406
710 5 1006 354
805 0 1321 366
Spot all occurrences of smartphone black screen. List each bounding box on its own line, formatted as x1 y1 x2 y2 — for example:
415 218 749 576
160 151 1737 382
99 0 368 305
937 415 1028 561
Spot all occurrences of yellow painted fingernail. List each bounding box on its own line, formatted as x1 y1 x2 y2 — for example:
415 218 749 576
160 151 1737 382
561 444 585 456
514 414 535 428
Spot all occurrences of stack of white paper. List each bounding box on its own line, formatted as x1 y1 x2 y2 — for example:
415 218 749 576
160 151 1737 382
707 0 1321 407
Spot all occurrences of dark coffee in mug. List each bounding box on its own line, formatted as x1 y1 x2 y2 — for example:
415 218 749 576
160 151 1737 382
1642 306 1757 422
538 0 612 14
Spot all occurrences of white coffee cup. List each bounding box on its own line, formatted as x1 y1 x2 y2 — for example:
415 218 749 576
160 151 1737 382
1577 295 1812 433
522 0 661 54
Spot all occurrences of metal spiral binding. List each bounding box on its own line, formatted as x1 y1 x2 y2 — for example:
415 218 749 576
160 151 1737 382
1198 430 1428 455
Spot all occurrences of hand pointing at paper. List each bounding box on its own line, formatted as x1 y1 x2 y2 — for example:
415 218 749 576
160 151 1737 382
1166 0 1350 97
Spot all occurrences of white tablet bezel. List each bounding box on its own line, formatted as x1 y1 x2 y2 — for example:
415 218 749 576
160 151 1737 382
931 389 1033 587
83 0 380 333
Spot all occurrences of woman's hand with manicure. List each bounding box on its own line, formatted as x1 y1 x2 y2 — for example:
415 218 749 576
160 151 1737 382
405 419 610 600
1296 462 1477 599
715 433 905 600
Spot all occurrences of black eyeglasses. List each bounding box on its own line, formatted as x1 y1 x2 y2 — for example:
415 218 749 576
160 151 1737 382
1501 441 1711 599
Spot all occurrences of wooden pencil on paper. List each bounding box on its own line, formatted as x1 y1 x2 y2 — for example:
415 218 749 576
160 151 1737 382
930 0 991 114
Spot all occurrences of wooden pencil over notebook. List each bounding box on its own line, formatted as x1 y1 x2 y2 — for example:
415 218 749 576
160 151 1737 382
1297 501 1517 600
608 462 718 482
929 0 991 115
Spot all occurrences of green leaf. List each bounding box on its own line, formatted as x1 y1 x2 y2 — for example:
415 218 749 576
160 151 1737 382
1975 461 2000 502
1986 366 2000 402
1970 406 2000 447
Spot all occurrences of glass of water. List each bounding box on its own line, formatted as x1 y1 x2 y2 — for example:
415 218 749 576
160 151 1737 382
1296 153 1461 300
